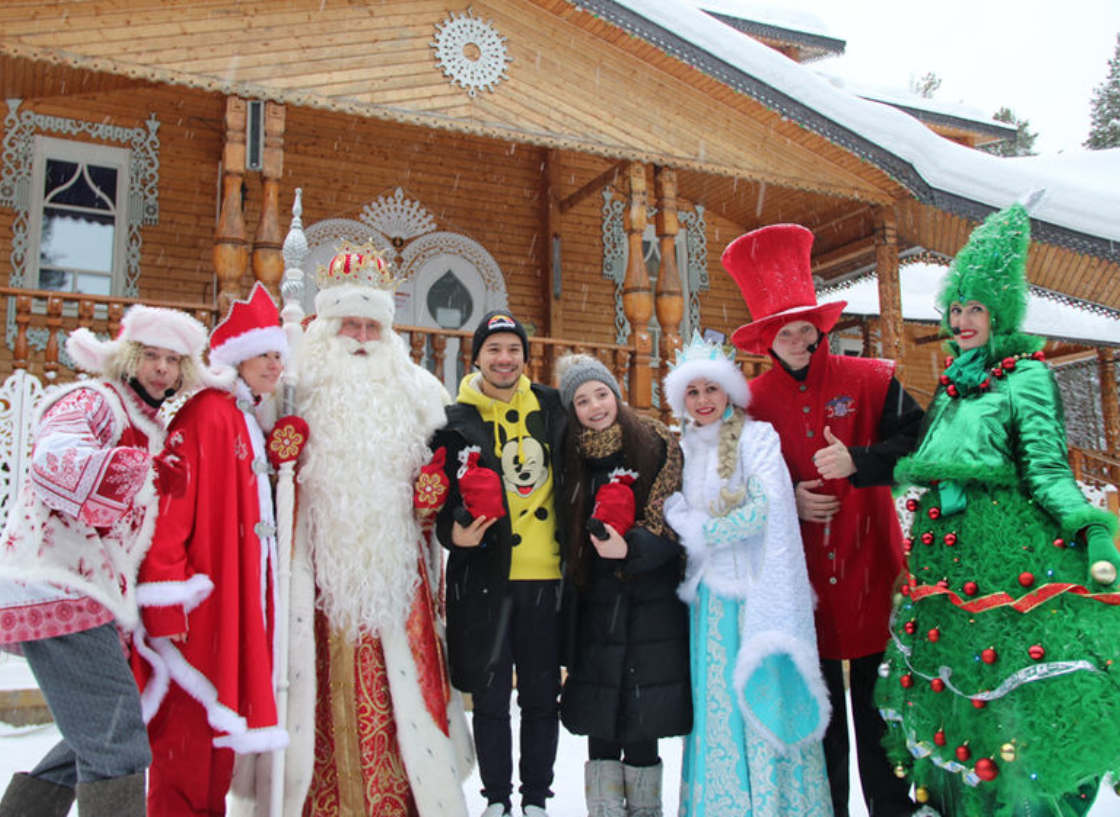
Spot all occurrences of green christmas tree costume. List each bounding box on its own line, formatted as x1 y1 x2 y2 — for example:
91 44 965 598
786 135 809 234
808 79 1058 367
875 203 1120 817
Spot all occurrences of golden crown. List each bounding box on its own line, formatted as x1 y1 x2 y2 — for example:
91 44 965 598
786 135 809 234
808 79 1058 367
317 241 398 291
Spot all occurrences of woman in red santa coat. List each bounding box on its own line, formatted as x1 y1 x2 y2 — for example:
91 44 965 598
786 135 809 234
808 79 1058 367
132 282 291 816
723 224 924 817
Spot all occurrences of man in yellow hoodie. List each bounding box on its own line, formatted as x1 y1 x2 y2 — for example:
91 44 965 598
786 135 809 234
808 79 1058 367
433 311 568 817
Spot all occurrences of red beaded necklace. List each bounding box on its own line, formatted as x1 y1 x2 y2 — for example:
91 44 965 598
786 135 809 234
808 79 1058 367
939 350 1045 398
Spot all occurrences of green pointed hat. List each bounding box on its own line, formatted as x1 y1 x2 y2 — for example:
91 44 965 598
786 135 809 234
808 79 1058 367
937 202 1031 337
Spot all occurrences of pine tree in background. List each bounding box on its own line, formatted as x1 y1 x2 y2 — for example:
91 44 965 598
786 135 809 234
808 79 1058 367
909 71 942 99
979 107 1037 157
1084 33 1120 149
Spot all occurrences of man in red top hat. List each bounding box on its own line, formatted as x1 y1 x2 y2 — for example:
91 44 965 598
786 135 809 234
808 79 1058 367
723 224 924 817
133 282 291 815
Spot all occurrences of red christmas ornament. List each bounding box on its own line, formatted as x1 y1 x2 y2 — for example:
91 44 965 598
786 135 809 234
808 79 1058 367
972 698 987 709
939 374 951 386
928 628 941 642
944 532 958 546
963 581 979 596
992 366 1005 379
1018 572 1035 588
937 578 950 589
930 678 946 693
944 356 955 368
921 532 935 545
900 674 914 689
906 498 919 512
1052 538 1066 549
1002 356 1017 371
928 507 942 520
901 584 911 597
975 758 999 781
934 729 947 747
980 378 991 391
1029 644 1046 661
1032 350 1046 361
902 539 913 555
956 745 971 762
904 621 917 635
946 384 959 398
981 647 998 664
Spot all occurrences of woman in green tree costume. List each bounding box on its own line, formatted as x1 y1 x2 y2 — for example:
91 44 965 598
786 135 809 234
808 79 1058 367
875 201 1120 817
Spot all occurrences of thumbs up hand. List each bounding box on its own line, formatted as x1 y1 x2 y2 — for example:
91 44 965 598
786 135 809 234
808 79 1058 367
813 426 856 480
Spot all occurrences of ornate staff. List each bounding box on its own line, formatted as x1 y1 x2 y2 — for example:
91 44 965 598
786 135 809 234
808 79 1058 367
265 188 309 817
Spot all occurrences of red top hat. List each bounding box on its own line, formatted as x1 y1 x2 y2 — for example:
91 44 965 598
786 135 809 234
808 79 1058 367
722 224 846 355
209 282 289 368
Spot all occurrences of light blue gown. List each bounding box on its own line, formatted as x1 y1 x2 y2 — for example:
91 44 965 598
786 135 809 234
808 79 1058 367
679 585 832 817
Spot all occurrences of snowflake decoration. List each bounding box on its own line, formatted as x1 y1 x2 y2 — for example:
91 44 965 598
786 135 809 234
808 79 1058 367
431 8 512 97
360 188 436 248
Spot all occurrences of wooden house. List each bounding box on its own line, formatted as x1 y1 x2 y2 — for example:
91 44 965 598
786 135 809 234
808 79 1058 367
1 0 1118 485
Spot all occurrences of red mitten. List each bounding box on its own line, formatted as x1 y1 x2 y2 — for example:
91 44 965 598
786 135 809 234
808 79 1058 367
456 446 507 521
415 446 451 516
268 415 310 468
153 451 188 498
591 468 638 536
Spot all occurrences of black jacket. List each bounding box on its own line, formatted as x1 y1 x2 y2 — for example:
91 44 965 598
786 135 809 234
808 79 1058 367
559 440 692 743
432 382 567 694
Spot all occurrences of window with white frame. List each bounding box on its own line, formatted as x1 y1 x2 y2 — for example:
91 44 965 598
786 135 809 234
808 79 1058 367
29 136 130 296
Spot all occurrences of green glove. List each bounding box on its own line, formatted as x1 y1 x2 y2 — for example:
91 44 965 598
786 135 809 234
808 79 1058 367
1085 524 1120 590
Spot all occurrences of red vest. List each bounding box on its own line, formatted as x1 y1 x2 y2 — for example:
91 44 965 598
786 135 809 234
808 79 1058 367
750 348 904 660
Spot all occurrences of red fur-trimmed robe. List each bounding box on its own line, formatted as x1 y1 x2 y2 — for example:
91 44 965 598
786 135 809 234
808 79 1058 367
131 384 286 752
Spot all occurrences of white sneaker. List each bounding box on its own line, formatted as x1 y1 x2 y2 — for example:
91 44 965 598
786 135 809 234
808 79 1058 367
523 807 548 817
481 804 510 817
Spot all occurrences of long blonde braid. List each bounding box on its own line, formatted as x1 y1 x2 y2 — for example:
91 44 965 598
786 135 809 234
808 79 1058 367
710 406 747 517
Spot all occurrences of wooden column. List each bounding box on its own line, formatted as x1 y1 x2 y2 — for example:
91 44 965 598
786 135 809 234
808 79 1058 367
874 205 903 366
654 167 684 424
622 163 653 412
214 97 249 317
1098 347 1120 459
545 149 563 338
252 102 286 300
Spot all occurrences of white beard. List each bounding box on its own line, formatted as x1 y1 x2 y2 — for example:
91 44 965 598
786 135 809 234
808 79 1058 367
295 320 446 638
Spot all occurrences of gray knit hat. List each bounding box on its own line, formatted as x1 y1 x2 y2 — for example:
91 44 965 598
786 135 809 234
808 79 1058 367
557 354 622 408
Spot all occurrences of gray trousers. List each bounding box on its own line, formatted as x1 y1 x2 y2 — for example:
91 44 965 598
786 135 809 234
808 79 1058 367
20 622 151 786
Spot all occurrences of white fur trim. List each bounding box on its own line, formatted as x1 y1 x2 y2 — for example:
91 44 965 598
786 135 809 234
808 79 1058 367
732 629 831 753
663 356 751 418
209 326 290 368
382 619 471 816
314 284 394 325
457 445 481 479
136 573 214 614
214 725 291 754
65 327 121 374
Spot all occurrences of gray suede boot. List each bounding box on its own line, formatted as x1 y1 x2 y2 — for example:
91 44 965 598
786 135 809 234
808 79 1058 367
623 761 663 817
0 772 75 817
75 771 146 817
585 759 626 817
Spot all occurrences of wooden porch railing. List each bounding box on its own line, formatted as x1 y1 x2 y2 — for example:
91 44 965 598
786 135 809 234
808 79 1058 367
1070 446 1120 515
3 289 774 418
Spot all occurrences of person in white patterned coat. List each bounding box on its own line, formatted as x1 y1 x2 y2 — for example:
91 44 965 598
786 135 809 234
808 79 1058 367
0 305 211 817
662 333 833 817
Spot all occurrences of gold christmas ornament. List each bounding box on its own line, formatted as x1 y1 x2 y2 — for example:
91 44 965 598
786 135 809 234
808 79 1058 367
1090 560 1118 585
999 743 1018 763
916 786 930 803
893 763 909 779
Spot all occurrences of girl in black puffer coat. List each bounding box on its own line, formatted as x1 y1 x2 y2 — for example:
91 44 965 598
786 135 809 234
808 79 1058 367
556 354 691 817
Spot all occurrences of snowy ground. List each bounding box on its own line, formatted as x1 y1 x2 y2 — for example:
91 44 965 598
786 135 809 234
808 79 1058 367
4 652 1120 816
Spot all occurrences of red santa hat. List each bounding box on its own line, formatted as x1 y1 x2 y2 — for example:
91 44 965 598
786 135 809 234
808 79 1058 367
66 304 211 388
723 224 847 355
208 282 289 369
314 249 396 326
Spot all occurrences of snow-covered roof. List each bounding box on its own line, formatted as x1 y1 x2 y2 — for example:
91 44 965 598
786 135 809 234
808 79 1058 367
823 76 1017 141
586 0 1120 257
818 261 1120 348
696 1 843 61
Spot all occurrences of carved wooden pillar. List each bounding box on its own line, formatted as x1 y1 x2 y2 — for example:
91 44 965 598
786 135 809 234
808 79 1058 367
214 97 249 317
545 149 563 338
1098 347 1120 460
622 163 652 412
654 167 683 424
874 205 903 367
252 102 286 301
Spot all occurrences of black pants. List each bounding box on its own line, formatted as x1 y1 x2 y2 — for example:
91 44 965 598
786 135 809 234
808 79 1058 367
472 580 562 811
822 653 914 817
588 736 659 767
